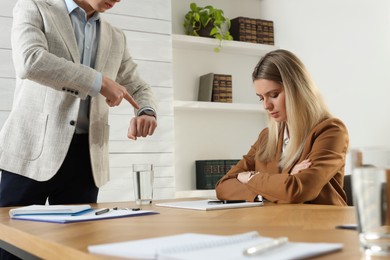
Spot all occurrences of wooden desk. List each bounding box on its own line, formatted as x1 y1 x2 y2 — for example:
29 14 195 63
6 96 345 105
0 201 361 259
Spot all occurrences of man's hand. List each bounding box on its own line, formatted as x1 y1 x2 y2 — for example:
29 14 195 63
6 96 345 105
100 76 139 109
128 115 157 140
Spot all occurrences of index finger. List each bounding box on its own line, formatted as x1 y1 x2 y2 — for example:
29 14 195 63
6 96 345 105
124 92 140 109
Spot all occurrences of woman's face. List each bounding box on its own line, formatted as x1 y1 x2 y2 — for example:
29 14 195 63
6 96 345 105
254 79 287 122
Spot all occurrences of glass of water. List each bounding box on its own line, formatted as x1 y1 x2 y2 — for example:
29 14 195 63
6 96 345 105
132 164 154 205
352 166 390 257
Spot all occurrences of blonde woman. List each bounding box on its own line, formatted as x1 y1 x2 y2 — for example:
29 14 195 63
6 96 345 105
216 49 349 205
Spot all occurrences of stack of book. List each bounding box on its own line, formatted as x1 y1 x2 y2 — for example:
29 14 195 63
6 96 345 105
230 16 274 45
198 73 232 103
196 159 240 190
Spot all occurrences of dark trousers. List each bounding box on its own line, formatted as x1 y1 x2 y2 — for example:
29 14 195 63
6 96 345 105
0 134 99 259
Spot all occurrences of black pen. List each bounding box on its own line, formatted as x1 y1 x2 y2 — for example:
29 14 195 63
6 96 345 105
335 224 357 230
208 200 246 204
95 208 109 215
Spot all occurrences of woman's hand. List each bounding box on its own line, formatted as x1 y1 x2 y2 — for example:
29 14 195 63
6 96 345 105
291 159 312 175
237 171 259 184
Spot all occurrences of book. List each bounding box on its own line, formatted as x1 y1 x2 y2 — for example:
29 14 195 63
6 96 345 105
226 74 233 103
198 73 214 102
230 17 248 42
155 199 263 211
9 204 92 216
231 16 275 45
256 19 274 45
212 74 220 102
88 231 343 260
218 74 227 102
196 159 239 189
10 207 158 223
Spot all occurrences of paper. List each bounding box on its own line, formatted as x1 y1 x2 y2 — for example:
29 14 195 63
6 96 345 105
9 204 92 216
88 231 343 260
11 209 158 223
155 200 263 211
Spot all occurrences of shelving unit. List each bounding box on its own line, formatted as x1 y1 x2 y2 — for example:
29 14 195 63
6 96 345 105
171 1 278 193
174 100 265 113
172 34 276 56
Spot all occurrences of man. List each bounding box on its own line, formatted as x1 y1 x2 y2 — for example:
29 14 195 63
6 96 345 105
0 0 157 207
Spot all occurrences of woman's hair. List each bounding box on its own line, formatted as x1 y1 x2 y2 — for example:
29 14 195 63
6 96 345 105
252 49 331 168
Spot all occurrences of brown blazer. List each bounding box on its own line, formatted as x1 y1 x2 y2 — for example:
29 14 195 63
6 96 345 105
216 118 349 205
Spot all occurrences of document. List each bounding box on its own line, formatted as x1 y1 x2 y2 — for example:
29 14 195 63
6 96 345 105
10 208 158 223
155 199 263 211
9 204 92 216
88 231 343 260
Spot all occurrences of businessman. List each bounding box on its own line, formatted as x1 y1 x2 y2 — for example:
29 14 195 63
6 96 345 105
0 0 157 209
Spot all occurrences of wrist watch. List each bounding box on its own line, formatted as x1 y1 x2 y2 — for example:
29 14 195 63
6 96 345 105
138 109 156 118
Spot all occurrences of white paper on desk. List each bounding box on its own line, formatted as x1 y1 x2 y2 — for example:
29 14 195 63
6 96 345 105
9 204 92 216
11 209 158 223
88 231 343 260
155 199 263 211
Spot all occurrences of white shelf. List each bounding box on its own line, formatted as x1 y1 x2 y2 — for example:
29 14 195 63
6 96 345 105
174 100 265 112
172 34 278 56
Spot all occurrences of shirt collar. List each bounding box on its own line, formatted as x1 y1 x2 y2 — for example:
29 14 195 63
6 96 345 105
64 0 101 21
64 0 78 14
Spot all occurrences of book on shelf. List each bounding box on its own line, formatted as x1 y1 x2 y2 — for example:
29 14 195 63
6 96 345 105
226 74 233 103
230 17 247 42
218 74 227 102
198 73 232 103
196 159 240 189
198 73 214 102
212 74 220 102
256 19 274 45
230 16 274 45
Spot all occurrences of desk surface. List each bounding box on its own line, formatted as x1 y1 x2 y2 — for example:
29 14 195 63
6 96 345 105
0 200 361 259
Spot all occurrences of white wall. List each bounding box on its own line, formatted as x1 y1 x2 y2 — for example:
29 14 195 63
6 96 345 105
0 0 174 202
258 0 390 149
172 0 390 179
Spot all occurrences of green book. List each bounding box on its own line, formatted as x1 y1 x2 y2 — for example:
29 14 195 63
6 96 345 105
196 160 240 190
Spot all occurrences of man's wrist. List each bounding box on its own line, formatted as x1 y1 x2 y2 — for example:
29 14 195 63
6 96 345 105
137 107 156 118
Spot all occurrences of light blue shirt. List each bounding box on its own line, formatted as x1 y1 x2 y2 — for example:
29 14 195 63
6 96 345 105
64 0 102 133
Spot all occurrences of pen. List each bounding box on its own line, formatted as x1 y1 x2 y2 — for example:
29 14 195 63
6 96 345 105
335 224 357 230
95 208 109 215
207 200 246 204
243 237 288 256
113 207 141 211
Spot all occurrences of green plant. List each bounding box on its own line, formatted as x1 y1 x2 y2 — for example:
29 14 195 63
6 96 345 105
183 2 233 52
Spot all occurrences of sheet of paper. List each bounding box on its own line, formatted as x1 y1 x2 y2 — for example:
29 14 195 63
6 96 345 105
89 233 223 260
88 231 342 260
9 204 92 216
155 200 263 211
11 209 158 223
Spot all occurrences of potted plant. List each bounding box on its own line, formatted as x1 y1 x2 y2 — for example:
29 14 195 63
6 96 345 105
183 2 233 52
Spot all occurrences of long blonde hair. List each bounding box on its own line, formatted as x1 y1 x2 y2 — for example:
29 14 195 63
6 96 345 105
252 49 331 168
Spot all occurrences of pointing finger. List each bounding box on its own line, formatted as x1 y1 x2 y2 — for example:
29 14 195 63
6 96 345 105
124 92 140 109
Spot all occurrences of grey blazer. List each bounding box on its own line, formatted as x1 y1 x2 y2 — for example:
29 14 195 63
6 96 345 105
0 0 156 187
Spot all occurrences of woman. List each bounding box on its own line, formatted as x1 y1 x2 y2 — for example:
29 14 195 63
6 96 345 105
215 49 349 205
